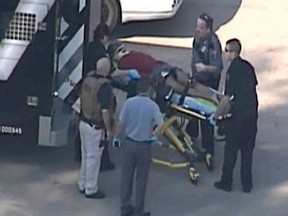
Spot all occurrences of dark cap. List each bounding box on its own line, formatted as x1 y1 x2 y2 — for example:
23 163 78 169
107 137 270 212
107 42 124 58
198 13 213 30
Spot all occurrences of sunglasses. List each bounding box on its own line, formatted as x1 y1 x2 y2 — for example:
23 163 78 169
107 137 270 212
116 47 125 54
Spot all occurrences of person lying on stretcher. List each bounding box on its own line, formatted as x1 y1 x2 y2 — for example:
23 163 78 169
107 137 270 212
108 42 220 105
108 42 231 120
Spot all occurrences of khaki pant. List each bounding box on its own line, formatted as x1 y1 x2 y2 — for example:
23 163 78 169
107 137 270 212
78 121 104 195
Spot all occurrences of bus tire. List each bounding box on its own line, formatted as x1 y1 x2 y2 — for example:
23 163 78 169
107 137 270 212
101 0 121 31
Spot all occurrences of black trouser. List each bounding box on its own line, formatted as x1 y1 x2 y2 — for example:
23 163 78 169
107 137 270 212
185 78 219 156
221 112 258 187
121 138 152 216
186 118 214 155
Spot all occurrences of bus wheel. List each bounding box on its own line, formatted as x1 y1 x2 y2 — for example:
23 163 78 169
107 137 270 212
101 0 121 31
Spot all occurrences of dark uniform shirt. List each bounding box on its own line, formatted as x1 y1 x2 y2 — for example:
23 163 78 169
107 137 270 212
225 57 258 118
97 80 116 127
98 82 113 110
83 40 108 77
191 33 223 89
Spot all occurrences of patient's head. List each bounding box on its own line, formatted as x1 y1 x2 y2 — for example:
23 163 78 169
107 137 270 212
108 42 130 61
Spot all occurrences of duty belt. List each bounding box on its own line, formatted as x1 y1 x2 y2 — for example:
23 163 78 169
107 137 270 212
126 137 151 145
80 115 103 130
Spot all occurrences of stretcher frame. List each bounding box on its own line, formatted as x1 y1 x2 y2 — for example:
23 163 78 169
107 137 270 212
152 103 209 184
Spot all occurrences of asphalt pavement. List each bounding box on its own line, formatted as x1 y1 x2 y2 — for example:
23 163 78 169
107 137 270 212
1 0 288 216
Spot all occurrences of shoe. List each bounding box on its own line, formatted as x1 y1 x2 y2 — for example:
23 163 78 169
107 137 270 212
85 190 106 199
243 186 253 193
205 154 214 171
214 181 232 192
100 162 115 172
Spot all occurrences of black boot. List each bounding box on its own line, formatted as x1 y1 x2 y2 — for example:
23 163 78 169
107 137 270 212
214 181 232 192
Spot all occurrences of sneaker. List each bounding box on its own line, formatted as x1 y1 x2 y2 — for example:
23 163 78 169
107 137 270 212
205 154 215 171
100 162 115 172
214 181 232 192
85 190 106 199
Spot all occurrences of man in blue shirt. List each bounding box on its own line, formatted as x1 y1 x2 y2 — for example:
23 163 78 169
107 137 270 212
187 13 223 171
114 78 164 216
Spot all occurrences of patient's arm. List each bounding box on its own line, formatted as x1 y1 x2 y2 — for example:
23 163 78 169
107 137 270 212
166 76 219 104
165 76 186 93
174 69 190 85
189 80 219 104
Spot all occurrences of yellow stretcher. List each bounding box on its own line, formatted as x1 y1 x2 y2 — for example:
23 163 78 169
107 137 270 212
151 86 233 183
152 101 212 184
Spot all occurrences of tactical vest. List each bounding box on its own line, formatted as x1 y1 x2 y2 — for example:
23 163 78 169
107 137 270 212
80 75 110 124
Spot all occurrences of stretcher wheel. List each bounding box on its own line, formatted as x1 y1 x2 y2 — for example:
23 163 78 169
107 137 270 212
188 166 199 184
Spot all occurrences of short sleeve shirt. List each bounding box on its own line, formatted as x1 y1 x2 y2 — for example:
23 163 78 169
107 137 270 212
119 95 164 141
118 51 164 78
225 57 258 116
191 33 223 88
83 40 108 77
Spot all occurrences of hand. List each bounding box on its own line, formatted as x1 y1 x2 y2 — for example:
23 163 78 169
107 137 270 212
208 114 216 126
148 136 157 145
112 138 121 148
195 63 206 72
128 69 141 79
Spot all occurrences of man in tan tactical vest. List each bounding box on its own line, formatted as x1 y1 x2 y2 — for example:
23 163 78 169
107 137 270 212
78 57 115 199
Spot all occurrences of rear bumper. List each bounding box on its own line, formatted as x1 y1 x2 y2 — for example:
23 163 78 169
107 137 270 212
122 0 183 23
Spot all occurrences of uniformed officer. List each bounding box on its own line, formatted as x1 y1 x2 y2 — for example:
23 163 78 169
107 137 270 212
113 78 164 216
72 23 116 172
214 38 258 193
187 13 223 171
78 57 115 199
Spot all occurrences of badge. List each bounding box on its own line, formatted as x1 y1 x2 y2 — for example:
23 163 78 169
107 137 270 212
200 45 206 53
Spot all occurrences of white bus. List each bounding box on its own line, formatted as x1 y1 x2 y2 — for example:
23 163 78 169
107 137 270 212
102 0 184 30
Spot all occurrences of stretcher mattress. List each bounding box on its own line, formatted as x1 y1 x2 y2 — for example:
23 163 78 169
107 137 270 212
169 93 217 117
